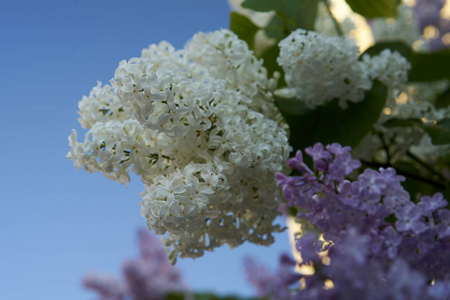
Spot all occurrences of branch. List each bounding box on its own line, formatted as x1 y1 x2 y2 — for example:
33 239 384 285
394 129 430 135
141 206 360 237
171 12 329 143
320 0 344 36
406 150 446 182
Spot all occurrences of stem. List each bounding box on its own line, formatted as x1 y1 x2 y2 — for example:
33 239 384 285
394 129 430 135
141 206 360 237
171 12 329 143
378 132 391 164
320 0 344 36
360 160 446 190
406 150 446 181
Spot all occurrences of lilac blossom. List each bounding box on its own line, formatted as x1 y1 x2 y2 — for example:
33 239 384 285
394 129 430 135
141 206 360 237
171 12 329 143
83 229 185 300
413 0 450 51
82 273 126 300
248 142 450 300
244 253 300 300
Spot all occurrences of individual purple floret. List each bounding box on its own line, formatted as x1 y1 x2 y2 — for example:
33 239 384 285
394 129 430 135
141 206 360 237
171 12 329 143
82 229 184 300
419 192 448 216
305 143 332 172
395 203 428 234
263 142 450 300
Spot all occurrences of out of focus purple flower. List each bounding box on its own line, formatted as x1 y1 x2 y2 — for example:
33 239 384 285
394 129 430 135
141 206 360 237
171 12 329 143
82 273 126 300
383 259 427 300
437 209 450 238
122 259 181 300
244 258 274 297
379 226 402 259
333 228 369 266
426 279 450 299
244 253 301 300
413 0 450 50
413 0 446 32
82 229 184 300
295 233 322 263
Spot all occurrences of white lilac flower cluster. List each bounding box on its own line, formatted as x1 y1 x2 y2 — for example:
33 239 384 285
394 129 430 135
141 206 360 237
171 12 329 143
362 49 410 92
278 29 381 110
67 29 291 262
361 49 411 105
277 29 412 110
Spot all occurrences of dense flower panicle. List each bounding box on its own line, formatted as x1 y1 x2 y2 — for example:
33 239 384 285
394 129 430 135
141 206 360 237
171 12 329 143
67 29 291 260
277 29 372 109
244 253 300 300
265 142 450 299
361 49 411 106
362 49 410 93
83 229 184 300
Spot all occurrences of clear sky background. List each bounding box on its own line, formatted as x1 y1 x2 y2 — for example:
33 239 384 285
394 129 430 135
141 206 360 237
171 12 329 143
0 1 292 299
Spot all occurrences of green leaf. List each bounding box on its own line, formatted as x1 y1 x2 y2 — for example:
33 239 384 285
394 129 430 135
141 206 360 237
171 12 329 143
260 44 286 88
289 206 298 217
409 50 450 82
241 0 282 12
423 119 450 145
287 0 319 31
264 14 287 41
242 0 319 31
383 118 422 128
345 0 400 18
277 81 388 152
167 292 186 300
361 41 413 61
392 161 436 202
229 11 260 50
435 86 450 109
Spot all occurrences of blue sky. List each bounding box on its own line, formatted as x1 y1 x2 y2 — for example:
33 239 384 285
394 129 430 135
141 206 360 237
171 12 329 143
0 0 292 299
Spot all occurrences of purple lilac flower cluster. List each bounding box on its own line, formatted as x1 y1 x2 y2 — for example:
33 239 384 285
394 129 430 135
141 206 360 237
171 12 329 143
82 229 184 300
246 143 450 300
